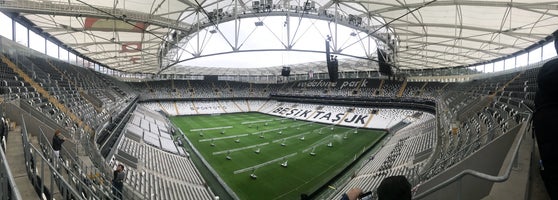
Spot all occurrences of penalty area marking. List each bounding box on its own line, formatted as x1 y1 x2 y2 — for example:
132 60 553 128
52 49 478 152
233 152 298 174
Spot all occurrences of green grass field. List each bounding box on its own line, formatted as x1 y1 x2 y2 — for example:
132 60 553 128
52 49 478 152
170 112 385 200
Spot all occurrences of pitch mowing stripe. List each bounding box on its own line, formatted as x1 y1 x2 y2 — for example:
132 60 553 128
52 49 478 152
172 112 386 200
233 152 298 174
212 142 270 155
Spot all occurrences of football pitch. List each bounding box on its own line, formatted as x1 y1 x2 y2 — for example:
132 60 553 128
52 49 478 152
170 112 385 200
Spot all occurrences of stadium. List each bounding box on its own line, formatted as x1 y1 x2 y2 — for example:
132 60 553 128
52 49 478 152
0 0 556 200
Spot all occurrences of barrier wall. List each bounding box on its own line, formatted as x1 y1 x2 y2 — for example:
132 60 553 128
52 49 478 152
415 123 525 199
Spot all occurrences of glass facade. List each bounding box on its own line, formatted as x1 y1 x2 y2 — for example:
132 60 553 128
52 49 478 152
14 22 28 47
29 31 45 54
0 13 12 40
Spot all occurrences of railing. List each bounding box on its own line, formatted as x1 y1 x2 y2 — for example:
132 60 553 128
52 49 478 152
98 98 138 158
18 99 67 133
422 116 517 179
0 140 22 200
37 126 113 196
87 97 151 200
90 96 137 172
413 112 532 199
19 115 141 200
20 115 83 199
80 128 148 200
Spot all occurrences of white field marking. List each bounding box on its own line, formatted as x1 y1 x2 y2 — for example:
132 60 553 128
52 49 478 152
212 142 270 155
233 152 298 174
190 126 233 132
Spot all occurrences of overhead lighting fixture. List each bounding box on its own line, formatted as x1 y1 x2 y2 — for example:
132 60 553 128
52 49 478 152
209 30 217 34
350 32 357 36
255 21 264 26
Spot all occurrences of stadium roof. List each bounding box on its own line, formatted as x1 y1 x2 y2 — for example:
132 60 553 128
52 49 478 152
1 0 557 75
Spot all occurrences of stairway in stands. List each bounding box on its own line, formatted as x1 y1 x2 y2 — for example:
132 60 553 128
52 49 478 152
0 53 92 134
45 60 102 112
4 123 80 200
397 79 408 97
4 125 40 199
376 79 385 96
489 70 526 98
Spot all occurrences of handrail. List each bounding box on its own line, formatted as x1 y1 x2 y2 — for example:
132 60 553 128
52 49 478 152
26 144 86 199
88 96 137 177
98 97 137 147
37 126 106 186
414 112 531 199
22 115 122 200
103 102 137 159
0 142 23 200
424 116 516 174
421 93 531 179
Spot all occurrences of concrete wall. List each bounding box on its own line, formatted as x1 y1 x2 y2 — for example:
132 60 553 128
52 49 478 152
415 124 522 200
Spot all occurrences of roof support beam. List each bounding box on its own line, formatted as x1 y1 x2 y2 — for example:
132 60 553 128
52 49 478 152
396 32 523 51
65 41 160 47
40 27 168 35
402 40 507 57
234 0 250 12
319 0 337 12
82 48 159 55
398 53 469 66
101 58 159 65
395 58 468 69
362 1 558 16
154 9 195 18
390 23 547 40
400 46 483 62
0 0 192 31
118 63 159 71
